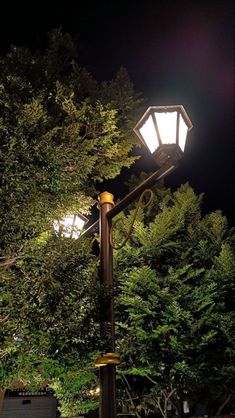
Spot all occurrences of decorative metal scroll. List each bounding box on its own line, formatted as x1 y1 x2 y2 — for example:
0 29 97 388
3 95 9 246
110 188 154 250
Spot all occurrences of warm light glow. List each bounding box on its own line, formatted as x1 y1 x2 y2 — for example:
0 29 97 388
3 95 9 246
139 114 159 153
155 111 177 144
53 214 87 239
178 114 188 151
89 387 100 397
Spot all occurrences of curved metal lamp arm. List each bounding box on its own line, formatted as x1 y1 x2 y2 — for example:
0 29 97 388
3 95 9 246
110 188 154 250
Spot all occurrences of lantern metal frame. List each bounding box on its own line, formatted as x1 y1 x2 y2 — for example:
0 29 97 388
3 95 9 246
133 105 193 166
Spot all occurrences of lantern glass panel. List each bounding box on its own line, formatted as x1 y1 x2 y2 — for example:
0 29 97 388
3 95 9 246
178 114 188 151
155 111 177 144
139 114 159 153
53 214 86 239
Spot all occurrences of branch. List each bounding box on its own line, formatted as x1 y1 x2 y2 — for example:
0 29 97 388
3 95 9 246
156 396 165 418
167 387 176 401
145 375 157 385
0 247 23 269
215 394 232 417
121 375 142 418
157 387 176 418
164 388 175 418
0 257 17 269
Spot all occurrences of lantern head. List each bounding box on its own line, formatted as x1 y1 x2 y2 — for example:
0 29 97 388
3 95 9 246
133 105 193 166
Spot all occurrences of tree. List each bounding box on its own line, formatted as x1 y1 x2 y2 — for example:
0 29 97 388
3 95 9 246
0 29 141 415
0 28 140 258
113 183 235 417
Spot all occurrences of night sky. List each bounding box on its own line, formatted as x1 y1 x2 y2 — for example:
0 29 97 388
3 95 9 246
1 0 234 224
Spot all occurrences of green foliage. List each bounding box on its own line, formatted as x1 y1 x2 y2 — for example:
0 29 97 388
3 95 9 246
0 30 140 416
0 29 141 255
114 183 235 417
1 236 99 386
49 366 99 417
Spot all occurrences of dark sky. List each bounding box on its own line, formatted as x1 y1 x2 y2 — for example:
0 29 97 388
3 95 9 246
1 0 234 224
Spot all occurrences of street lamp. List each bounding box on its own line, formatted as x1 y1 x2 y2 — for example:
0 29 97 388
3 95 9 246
53 213 88 239
133 105 193 166
82 105 193 418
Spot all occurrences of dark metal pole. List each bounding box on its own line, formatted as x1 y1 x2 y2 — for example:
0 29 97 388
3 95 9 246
107 159 177 220
85 160 178 418
99 192 116 418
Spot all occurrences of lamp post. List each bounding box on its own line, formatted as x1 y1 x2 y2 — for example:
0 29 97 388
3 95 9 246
83 105 193 418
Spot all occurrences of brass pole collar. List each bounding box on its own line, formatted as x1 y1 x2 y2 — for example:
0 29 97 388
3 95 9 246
95 352 121 367
98 191 115 206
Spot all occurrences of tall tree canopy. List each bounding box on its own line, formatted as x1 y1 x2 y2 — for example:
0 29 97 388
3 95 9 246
0 29 140 414
0 29 140 257
114 182 235 417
